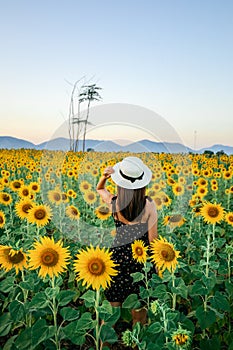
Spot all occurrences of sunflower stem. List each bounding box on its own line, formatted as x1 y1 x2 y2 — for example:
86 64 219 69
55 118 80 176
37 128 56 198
161 306 169 344
227 253 231 283
95 288 101 350
36 225 40 240
51 277 60 350
171 271 177 311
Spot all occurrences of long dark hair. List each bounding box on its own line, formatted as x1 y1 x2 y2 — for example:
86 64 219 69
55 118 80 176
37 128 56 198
116 186 146 222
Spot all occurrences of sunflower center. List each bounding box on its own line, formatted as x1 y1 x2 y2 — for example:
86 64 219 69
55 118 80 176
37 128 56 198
34 209 46 220
53 193 61 201
22 189 29 196
0 216 4 224
41 249 59 266
32 185 38 191
154 198 162 206
22 203 33 213
13 181 21 189
88 258 105 275
71 207 78 215
99 206 109 215
5 249 25 264
161 246 176 261
228 215 233 222
176 186 182 192
169 214 182 223
207 207 219 218
88 194 95 200
62 193 67 201
2 194 10 202
135 247 143 256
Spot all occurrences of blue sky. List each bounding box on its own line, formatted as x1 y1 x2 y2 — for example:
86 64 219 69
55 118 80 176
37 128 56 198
1 0 233 149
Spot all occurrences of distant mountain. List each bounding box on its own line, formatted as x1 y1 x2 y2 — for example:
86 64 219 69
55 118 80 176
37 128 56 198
198 144 233 155
0 136 233 154
0 136 35 149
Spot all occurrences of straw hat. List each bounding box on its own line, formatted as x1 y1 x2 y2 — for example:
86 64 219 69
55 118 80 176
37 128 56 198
111 156 152 189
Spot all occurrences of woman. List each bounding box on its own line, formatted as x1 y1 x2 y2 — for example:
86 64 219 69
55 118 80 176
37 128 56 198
96 156 158 325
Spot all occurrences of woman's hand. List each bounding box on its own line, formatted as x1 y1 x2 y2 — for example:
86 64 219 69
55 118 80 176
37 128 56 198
103 166 115 178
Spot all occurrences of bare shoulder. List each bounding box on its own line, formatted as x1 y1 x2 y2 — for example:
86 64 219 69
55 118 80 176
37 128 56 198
146 197 156 212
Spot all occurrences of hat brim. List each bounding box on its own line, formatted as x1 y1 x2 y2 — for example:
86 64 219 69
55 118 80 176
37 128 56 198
111 162 152 189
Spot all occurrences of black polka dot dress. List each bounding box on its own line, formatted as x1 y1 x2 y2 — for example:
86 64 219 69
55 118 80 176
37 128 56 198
105 196 151 303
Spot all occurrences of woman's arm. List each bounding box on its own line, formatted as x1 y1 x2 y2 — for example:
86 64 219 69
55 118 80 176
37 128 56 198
147 200 158 243
96 167 114 204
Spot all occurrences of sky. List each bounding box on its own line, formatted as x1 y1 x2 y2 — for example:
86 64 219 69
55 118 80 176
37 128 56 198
1 0 233 150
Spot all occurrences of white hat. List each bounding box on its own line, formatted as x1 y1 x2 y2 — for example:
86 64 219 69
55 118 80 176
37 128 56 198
111 156 152 189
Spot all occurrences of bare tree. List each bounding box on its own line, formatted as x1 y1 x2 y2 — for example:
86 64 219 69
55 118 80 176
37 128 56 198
67 79 102 152
78 84 102 152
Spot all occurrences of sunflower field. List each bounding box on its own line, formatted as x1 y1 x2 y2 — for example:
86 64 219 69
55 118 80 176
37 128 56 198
0 148 232 350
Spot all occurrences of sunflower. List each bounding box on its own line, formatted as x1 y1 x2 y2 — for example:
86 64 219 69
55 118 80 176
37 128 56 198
0 246 27 274
197 186 208 198
18 185 31 198
131 240 148 263
171 327 191 348
83 191 97 205
74 245 118 290
15 199 34 219
66 205 80 220
9 180 23 191
28 236 70 278
153 196 164 210
29 181 40 193
79 180 92 193
163 214 185 228
172 183 185 196
0 211 6 228
223 170 232 180
197 178 208 187
47 189 62 205
150 236 180 273
95 205 111 220
0 192 12 206
200 201 225 224
225 212 233 226
27 204 52 227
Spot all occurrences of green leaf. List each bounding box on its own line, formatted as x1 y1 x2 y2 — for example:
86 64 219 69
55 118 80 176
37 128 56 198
0 276 15 293
29 292 50 309
63 321 86 345
100 324 118 343
99 301 120 326
2 335 18 350
200 335 221 350
9 300 25 322
202 275 216 292
150 284 169 300
14 319 54 349
0 313 12 337
190 280 208 296
147 322 163 334
210 291 230 311
45 286 60 299
166 312 178 321
76 312 96 330
56 290 77 306
170 277 188 299
131 272 144 282
196 306 216 330
60 307 80 321
19 281 33 290
80 289 96 307
122 294 141 309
